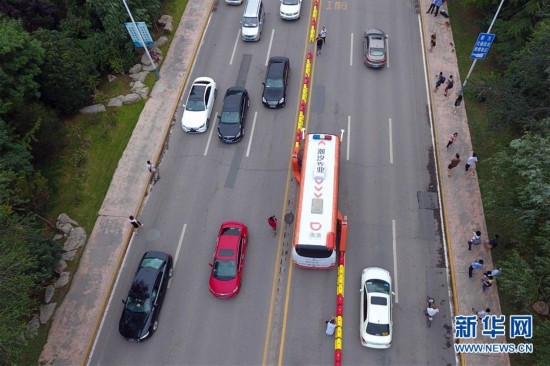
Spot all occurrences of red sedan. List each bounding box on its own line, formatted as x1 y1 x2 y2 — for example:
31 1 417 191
209 221 248 298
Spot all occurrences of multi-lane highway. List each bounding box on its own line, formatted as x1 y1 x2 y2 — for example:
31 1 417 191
89 0 456 365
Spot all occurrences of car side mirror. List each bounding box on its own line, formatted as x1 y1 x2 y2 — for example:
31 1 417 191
217 115 220 120
182 104 186 109
262 82 265 86
121 299 126 304
209 262 213 267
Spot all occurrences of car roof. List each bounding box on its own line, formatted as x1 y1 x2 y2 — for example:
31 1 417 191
367 294 391 324
223 88 245 111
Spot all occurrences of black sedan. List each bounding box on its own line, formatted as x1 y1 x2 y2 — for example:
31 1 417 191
262 57 290 109
119 251 173 342
217 87 250 143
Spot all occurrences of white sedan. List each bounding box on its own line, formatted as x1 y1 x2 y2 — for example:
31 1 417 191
360 267 393 349
181 77 217 133
279 0 302 20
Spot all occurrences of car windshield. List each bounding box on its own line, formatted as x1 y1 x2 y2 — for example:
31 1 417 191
282 0 300 4
243 16 258 27
186 85 206 111
140 258 164 269
265 78 284 88
370 47 385 56
124 296 152 313
221 111 241 124
365 279 390 294
212 259 237 279
366 322 390 336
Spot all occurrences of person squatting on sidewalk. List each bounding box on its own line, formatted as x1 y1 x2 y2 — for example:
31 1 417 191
444 75 454 96
469 259 484 278
482 274 494 292
129 215 143 234
430 33 436 52
473 307 491 320
445 132 458 150
468 230 482 251
447 153 460 177
434 72 446 91
267 215 277 236
147 160 160 182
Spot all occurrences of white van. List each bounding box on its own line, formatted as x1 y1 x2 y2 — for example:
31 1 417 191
241 0 265 41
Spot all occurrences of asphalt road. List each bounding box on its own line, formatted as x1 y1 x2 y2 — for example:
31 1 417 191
89 0 456 365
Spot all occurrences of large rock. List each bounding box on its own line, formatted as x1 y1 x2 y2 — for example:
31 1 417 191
80 104 106 114
54 260 67 274
129 71 149 82
26 316 40 339
62 249 78 262
108 96 124 107
155 36 168 47
532 301 549 316
45 285 55 303
136 87 150 99
57 213 79 226
63 226 87 252
57 223 72 235
163 22 173 33
142 63 159 72
158 15 173 25
54 272 70 289
129 64 142 74
40 303 57 324
107 74 117 83
123 93 142 105
131 81 145 92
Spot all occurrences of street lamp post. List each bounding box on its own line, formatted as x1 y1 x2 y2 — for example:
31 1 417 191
121 0 160 80
461 0 505 94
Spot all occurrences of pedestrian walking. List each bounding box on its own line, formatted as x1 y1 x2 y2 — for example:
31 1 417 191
320 27 327 44
316 34 323 55
472 307 491 320
426 0 437 14
453 95 463 114
465 152 478 175
325 316 336 336
445 132 458 150
487 234 499 249
433 0 443 16
447 153 460 176
146 160 160 182
434 72 446 91
444 75 454 96
430 33 436 51
481 274 494 292
468 230 482 251
485 267 502 277
468 259 484 278
129 215 143 234
267 215 278 236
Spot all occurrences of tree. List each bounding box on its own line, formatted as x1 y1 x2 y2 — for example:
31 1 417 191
0 16 44 116
33 29 98 113
0 0 65 31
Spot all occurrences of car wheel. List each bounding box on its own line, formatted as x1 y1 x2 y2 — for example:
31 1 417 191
168 267 173 278
152 320 159 332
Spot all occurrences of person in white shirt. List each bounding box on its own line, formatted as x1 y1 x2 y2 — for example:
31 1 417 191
465 152 478 174
426 304 439 317
325 317 336 336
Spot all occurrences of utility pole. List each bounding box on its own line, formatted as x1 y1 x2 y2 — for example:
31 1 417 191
121 0 160 80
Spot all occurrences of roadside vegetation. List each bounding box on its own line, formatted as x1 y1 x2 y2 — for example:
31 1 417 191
449 0 550 363
0 0 187 363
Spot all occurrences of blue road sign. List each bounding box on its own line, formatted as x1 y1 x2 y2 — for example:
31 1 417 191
470 33 495 60
125 22 154 48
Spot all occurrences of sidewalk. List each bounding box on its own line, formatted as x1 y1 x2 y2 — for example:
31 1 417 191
421 1 510 365
39 1 509 365
39 1 216 364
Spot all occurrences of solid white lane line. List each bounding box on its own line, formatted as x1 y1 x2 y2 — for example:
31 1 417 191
230 29 241 66
170 223 187 288
204 113 217 156
389 117 393 164
246 111 258 157
392 219 399 304
386 34 390 68
350 33 354 66
265 29 275 66
347 115 351 160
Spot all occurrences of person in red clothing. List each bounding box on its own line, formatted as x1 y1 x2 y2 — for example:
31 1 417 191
267 216 277 236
